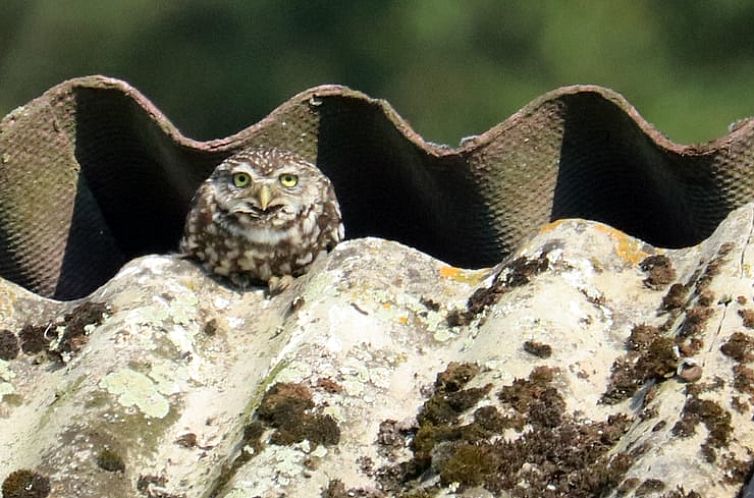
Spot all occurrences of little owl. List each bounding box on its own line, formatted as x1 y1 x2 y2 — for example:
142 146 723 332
180 148 344 293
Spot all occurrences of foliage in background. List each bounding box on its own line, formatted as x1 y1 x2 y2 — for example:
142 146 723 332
2 1 754 145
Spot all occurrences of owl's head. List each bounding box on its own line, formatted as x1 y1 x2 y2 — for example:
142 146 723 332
208 148 334 229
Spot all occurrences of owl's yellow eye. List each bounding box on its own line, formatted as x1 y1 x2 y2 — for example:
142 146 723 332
232 172 251 188
279 173 299 188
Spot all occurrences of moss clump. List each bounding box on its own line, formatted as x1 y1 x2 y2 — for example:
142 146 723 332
446 252 550 326
203 318 218 336
257 382 314 419
640 255 675 289
242 422 265 455
256 382 340 447
635 337 678 380
662 283 688 311
16 302 108 361
697 289 714 307
659 487 703 498
434 362 480 392
720 331 754 362
627 324 660 351
671 396 732 463
679 306 714 337
739 309 754 329
379 363 633 497
175 432 198 448
522 340 552 358
635 478 665 496
53 302 108 359
603 325 680 404
0 330 20 360
733 364 754 395
377 363 501 492
602 357 640 404
413 363 495 456
695 249 728 293
96 448 125 472
316 377 343 394
497 367 567 429
473 405 517 432
18 324 51 355
321 480 348 498
616 477 640 495
419 386 492 427
419 296 441 312
438 443 500 486
1 469 51 498
498 366 557 411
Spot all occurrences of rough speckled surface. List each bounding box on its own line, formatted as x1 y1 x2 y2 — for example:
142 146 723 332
3 205 754 497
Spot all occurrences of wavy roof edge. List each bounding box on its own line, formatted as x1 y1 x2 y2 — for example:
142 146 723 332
22 75 750 156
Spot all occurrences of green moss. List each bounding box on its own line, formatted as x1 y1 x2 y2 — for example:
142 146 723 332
720 331 754 362
18 323 51 355
439 443 499 486
627 324 660 351
0 330 19 360
379 363 634 497
96 447 126 472
498 366 564 427
256 382 340 448
671 396 732 462
635 478 665 496
662 283 688 311
434 361 480 392
635 337 677 380
446 252 550 326
603 327 685 404
733 364 754 395
1 469 51 498
640 255 675 289
418 385 492 426
740 309 754 328
523 340 552 358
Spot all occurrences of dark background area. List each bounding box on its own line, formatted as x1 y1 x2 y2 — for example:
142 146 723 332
2 1 754 145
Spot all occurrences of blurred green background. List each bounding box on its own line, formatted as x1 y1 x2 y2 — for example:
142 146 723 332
2 1 754 145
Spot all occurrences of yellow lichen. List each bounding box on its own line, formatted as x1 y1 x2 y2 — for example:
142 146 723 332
438 266 487 284
595 224 648 265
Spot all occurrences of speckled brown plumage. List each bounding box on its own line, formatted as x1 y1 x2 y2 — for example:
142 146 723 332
180 148 344 291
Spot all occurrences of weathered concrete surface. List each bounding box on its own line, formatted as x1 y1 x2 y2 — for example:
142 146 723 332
3 205 754 497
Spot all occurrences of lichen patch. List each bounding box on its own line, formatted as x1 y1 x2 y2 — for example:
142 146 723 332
98 368 170 419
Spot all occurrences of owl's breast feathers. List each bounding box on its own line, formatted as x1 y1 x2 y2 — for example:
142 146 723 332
180 192 342 285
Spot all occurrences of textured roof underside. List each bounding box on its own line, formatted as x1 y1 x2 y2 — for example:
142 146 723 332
1 75 753 299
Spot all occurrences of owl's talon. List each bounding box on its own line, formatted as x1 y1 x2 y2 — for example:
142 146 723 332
268 275 294 296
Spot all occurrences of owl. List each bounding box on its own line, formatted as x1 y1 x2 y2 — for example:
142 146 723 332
180 148 344 293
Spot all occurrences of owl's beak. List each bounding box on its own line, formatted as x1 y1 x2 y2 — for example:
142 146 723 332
258 185 272 211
